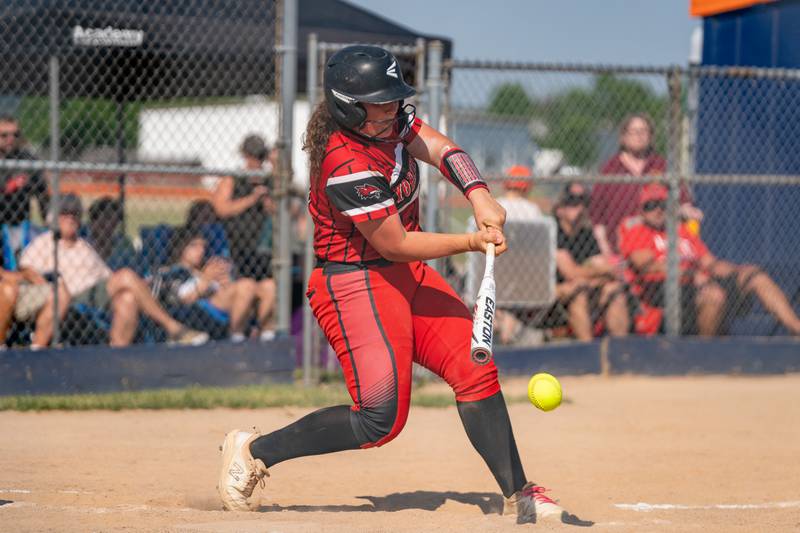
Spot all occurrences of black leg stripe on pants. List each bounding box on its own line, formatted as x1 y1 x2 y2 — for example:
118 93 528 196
326 270 399 446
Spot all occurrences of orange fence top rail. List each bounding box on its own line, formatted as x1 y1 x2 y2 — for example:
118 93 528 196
690 0 775 17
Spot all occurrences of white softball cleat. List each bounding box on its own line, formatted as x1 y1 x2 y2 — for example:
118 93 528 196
503 482 563 524
217 428 269 511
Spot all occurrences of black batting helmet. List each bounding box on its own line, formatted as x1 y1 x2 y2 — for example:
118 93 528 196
324 45 416 131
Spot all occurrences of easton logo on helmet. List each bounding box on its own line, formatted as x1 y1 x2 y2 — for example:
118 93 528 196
386 60 398 79
354 183 382 200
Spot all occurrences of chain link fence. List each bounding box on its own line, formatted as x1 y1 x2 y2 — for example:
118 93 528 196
445 61 800 346
3 7 799 360
1 1 289 349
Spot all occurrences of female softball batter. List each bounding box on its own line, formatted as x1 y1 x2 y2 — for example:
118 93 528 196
218 45 569 524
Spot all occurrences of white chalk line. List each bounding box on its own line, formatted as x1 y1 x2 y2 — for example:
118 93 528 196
593 519 673 527
0 499 196 514
616 501 800 512
0 488 94 494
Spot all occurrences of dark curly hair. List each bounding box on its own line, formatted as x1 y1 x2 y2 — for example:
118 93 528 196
168 225 205 265
302 102 339 186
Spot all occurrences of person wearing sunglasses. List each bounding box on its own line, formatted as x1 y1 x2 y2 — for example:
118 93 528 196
548 182 631 341
619 183 800 336
0 115 49 228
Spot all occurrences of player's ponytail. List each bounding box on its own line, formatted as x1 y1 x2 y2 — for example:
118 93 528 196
302 102 339 186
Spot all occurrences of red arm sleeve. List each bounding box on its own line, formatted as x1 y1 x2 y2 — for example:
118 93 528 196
438 148 489 197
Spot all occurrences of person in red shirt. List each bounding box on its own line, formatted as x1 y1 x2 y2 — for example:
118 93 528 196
620 184 800 336
591 113 699 254
217 45 578 524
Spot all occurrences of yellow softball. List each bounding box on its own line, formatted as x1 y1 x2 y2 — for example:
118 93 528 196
527 373 562 411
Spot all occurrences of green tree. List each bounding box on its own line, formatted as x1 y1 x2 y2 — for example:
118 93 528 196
17 97 140 159
487 74 669 168
487 83 535 116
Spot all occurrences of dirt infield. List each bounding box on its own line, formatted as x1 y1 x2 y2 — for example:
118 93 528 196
2 375 800 532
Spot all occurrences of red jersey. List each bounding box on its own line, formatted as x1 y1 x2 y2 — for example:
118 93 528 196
309 117 423 263
590 152 692 251
618 217 710 283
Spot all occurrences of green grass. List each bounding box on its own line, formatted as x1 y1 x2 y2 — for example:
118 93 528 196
122 195 193 240
0 383 528 411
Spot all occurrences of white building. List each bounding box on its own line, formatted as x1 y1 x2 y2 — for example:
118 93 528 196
138 97 311 188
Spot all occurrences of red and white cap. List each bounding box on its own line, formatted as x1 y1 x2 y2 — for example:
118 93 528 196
639 182 668 204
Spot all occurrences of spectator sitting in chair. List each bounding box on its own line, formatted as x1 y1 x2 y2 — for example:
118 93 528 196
184 199 231 258
158 226 276 342
548 182 630 341
0 266 69 350
19 194 209 347
619 183 800 336
87 197 136 271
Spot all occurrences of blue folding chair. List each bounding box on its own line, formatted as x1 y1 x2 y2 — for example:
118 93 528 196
2 221 45 271
201 222 231 259
137 224 175 277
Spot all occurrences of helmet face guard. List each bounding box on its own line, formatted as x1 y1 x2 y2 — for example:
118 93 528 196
355 102 417 144
324 45 417 137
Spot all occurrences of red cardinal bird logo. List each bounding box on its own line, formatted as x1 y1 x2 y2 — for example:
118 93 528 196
354 183 382 200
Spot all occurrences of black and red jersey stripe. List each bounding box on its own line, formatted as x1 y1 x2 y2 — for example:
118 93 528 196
309 117 423 264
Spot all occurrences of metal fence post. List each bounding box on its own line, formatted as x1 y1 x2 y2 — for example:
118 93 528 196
665 67 683 337
440 60 453 236
48 55 61 347
115 100 126 235
414 38 426 100
302 32 318 387
425 41 443 271
276 0 298 336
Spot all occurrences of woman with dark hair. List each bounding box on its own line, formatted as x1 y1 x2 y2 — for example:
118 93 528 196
590 113 699 255
87 197 136 271
156 226 275 342
185 200 219 231
211 134 277 280
216 45 583 524
551 182 630 340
